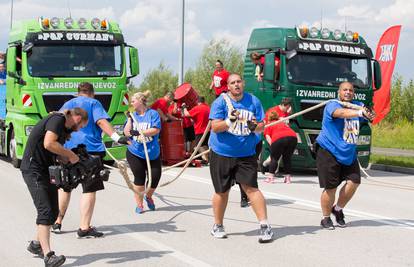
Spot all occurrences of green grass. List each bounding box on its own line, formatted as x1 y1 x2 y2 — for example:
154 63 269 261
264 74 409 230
370 154 414 168
372 120 414 150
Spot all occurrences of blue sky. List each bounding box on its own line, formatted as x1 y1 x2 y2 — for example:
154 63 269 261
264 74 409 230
0 0 412 85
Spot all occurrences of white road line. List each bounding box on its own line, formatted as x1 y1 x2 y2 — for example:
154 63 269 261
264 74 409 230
163 170 414 230
115 226 212 267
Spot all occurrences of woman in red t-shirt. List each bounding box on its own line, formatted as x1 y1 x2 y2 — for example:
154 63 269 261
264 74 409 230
263 111 297 184
209 60 229 98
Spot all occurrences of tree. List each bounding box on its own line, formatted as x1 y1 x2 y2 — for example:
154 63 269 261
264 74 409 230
136 62 178 103
184 39 244 104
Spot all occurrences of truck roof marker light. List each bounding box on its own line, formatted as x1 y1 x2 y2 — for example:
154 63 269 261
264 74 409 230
299 27 308 38
41 18 50 29
310 27 319 38
101 19 108 30
122 93 129 105
345 31 353 42
78 18 87 29
321 28 330 39
353 32 359 42
50 17 60 28
64 17 73 29
333 29 342 40
91 18 101 29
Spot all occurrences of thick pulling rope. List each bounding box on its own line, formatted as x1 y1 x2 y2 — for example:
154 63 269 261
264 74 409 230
159 120 212 187
162 149 210 172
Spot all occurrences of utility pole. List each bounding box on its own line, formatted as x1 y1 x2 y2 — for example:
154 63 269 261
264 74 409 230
178 0 185 85
10 0 14 29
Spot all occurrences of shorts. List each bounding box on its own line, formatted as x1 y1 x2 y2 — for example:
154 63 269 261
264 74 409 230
63 151 105 193
209 150 258 193
126 150 162 188
183 126 196 142
194 132 210 147
22 170 59 225
316 146 361 189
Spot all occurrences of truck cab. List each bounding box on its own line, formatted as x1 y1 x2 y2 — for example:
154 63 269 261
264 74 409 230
244 27 382 169
2 17 139 167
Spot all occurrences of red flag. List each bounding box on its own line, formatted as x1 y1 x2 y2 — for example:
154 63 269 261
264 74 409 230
372 25 402 124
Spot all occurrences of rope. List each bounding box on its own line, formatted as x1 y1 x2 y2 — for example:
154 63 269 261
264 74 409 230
162 149 210 172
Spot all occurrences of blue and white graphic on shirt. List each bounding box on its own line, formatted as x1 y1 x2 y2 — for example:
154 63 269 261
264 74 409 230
127 109 161 160
316 100 364 165
209 93 264 157
60 96 110 152
227 109 255 136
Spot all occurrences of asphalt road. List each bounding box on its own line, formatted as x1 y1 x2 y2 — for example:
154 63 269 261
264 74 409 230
1 158 413 267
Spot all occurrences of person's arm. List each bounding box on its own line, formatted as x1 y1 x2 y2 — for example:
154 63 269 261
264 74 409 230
211 119 229 133
265 134 272 145
123 117 133 137
183 107 191 117
166 113 180 121
44 131 79 164
141 127 160 137
332 108 362 119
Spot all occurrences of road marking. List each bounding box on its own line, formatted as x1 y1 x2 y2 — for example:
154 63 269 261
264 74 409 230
115 226 212 267
163 170 414 230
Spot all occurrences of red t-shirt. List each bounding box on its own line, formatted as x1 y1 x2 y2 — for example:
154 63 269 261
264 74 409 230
151 98 168 115
189 103 210 135
264 122 297 144
168 104 193 128
265 105 289 123
212 69 229 96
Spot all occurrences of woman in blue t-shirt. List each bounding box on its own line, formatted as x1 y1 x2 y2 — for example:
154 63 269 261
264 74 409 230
124 91 162 214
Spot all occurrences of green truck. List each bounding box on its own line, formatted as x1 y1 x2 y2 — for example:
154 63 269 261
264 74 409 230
1 17 139 167
244 26 382 169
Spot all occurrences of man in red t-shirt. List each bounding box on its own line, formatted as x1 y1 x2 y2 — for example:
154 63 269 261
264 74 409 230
168 101 195 154
151 92 177 122
209 60 229 98
183 96 210 163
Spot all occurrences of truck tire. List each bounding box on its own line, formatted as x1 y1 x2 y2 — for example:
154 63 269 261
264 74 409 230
9 130 21 168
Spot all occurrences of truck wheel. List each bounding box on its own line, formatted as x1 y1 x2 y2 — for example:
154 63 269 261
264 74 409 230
9 130 21 168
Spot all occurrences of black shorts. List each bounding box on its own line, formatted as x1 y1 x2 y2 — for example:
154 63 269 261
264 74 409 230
316 146 361 189
183 126 196 142
126 150 162 188
63 151 105 193
22 170 59 225
209 150 258 193
194 132 210 147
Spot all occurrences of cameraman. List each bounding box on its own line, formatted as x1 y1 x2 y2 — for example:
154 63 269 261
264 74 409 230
22 108 88 267
53 82 128 238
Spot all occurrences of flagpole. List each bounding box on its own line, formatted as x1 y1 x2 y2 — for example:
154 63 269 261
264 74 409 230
10 0 14 29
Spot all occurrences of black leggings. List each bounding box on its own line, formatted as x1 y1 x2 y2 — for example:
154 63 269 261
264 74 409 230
269 136 297 175
126 150 162 188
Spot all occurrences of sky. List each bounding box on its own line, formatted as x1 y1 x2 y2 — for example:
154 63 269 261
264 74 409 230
0 0 413 85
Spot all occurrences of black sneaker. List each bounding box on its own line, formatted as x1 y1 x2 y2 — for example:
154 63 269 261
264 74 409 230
51 223 62 233
331 206 346 227
77 226 104 238
44 251 66 267
320 217 335 230
240 198 249 208
27 240 44 258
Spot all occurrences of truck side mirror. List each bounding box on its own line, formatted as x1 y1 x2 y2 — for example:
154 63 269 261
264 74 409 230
7 71 26 85
281 49 297 60
263 52 275 81
23 42 34 53
373 60 382 90
128 46 139 78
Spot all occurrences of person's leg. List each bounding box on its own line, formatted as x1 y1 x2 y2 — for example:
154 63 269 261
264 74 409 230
281 137 297 183
38 224 52 255
127 150 147 212
266 141 282 183
144 158 162 210
79 192 96 230
321 188 337 217
241 184 267 221
212 191 230 225
336 180 359 208
54 190 71 225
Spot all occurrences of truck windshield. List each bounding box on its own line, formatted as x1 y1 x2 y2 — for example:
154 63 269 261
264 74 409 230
286 53 370 89
27 45 122 77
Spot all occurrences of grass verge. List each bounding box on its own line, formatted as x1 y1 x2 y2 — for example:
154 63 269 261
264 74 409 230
370 154 414 168
372 120 414 150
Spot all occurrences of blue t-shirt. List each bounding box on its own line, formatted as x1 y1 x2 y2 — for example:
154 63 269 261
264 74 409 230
209 93 264 157
0 71 6 84
127 109 161 160
316 100 365 165
60 96 110 152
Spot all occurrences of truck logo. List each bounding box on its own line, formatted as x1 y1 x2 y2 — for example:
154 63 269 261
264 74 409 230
37 32 114 42
298 41 366 56
296 89 366 101
378 44 395 62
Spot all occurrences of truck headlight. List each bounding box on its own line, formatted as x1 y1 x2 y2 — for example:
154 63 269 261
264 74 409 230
357 135 371 145
113 125 124 135
25 126 34 136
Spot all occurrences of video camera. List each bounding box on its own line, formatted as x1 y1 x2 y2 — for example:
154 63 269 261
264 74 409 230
49 145 110 190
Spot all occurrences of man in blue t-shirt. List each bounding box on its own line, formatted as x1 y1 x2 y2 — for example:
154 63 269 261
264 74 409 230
316 82 375 230
53 82 128 238
0 63 6 85
208 73 273 243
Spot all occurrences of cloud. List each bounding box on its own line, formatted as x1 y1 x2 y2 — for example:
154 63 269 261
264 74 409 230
375 0 414 26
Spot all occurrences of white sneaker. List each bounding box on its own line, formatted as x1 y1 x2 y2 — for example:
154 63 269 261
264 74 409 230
258 224 274 243
211 224 227 239
262 156 271 167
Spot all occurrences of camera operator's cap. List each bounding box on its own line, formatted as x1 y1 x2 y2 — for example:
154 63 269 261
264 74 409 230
281 97 292 106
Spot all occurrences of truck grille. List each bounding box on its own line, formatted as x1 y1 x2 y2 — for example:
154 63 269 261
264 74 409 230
42 93 112 113
300 101 325 122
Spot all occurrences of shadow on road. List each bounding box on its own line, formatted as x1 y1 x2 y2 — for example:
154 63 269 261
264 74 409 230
98 220 185 236
64 250 172 266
